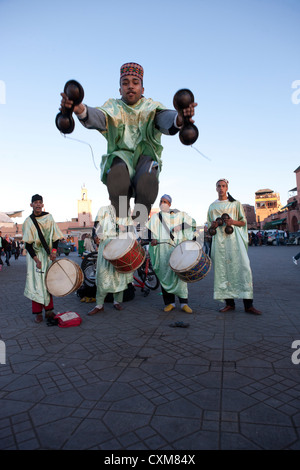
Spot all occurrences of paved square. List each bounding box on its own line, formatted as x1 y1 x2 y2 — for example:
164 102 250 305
0 246 300 450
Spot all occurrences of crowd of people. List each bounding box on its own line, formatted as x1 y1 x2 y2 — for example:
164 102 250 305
0 230 24 270
248 229 289 246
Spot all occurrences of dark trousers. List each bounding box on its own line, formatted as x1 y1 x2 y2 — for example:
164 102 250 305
225 298 253 309
161 285 188 305
106 155 159 222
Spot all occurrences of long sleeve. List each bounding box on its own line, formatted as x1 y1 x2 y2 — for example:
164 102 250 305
77 105 106 131
154 109 179 135
78 104 179 135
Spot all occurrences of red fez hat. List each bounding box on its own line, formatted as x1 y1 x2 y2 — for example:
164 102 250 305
120 63 144 81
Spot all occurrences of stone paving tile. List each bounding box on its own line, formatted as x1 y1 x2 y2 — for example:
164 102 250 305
0 247 300 450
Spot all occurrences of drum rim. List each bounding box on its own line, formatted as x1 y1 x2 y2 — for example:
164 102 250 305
176 257 212 282
103 234 137 261
169 240 203 273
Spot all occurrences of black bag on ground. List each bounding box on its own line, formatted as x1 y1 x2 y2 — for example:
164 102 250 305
76 282 135 303
76 283 96 299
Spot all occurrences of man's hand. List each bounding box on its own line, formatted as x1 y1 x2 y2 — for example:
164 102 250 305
210 221 219 229
224 218 245 228
151 239 158 246
34 256 42 269
176 102 197 127
60 92 85 115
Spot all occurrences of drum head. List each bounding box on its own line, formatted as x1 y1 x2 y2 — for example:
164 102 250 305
103 234 135 260
46 259 80 297
169 240 201 272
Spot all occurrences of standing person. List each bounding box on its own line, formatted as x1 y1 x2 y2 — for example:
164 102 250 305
257 231 262 246
60 62 197 226
12 238 20 260
0 231 3 271
203 224 212 255
22 195 63 324
87 204 134 316
263 231 268 245
3 235 12 266
146 194 196 313
207 179 262 315
83 234 97 253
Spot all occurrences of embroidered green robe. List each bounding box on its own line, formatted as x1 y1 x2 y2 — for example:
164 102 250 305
94 205 134 304
98 98 166 184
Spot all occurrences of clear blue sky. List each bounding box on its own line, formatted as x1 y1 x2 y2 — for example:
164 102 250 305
1 0 299 227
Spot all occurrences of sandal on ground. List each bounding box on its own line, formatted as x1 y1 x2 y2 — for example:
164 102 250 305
87 306 104 316
169 321 189 328
46 318 59 326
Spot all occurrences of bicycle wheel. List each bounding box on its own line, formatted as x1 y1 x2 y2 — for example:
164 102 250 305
140 267 160 290
81 251 98 272
83 261 97 287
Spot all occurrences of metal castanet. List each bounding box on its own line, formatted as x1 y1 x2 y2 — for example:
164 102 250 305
173 89 198 146
55 80 84 134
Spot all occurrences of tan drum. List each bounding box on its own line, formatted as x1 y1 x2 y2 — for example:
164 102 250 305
45 259 84 297
169 240 211 283
103 233 145 273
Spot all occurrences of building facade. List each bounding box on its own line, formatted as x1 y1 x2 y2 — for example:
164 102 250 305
260 166 300 233
255 189 282 228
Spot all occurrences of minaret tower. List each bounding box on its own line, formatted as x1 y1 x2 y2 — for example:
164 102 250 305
78 185 93 227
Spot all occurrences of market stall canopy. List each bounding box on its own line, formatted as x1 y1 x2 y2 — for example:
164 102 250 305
5 210 23 218
268 218 286 226
0 212 14 223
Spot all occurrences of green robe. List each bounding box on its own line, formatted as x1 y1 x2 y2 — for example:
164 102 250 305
98 97 166 184
207 199 253 300
22 213 63 305
146 210 196 298
94 205 134 304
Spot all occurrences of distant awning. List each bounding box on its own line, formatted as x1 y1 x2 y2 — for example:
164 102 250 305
269 218 286 226
281 202 296 210
0 212 13 223
5 211 24 218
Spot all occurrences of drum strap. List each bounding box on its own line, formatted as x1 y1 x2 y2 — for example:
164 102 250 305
30 214 50 255
159 212 175 242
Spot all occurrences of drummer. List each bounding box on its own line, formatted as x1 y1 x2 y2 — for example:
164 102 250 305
87 203 134 316
22 194 63 323
146 194 197 313
60 62 197 229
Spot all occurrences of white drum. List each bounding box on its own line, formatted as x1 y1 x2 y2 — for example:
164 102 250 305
169 240 211 283
45 259 84 297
